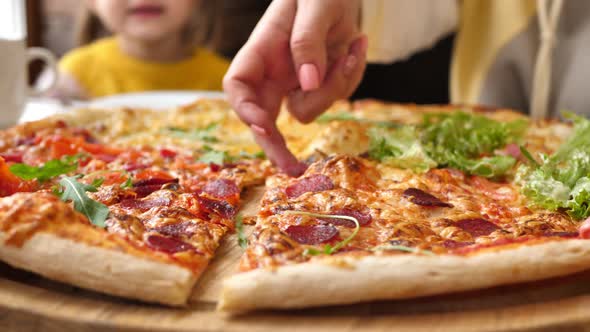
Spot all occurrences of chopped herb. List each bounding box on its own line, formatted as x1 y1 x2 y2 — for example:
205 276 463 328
316 112 357 123
238 150 266 160
316 111 399 128
198 146 265 164
235 215 248 249
91 177 105 188
282 211 360 256
57 176 109 228
163 123 219 143
9 154 85 182
371 244 435 256
120 176 133 189
198 149 230 165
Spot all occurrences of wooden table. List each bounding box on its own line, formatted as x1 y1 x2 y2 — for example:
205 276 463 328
2 187 590 331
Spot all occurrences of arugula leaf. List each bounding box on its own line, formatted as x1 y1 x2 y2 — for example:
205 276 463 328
120 176 133 189
282 211 360 256
370 244 435 256
238 150 266 160
235 215 248 249
163 123 219 143
519 145 540 167
91 177 105 188
517 113 590 219
9 155 82 182
57 176 109 228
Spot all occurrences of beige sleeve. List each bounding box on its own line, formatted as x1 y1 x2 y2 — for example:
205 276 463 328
361 0 459 63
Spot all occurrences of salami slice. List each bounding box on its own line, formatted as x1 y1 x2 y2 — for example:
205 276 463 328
197 195 236 219
579 217 590 239
119 197 171 212
284 224 339 245
285 174 334 199
203 179 239 198
403 188 452 208
455 218 500 237
145 234 196 254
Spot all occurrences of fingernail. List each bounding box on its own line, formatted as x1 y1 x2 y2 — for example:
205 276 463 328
343 55 358 76
251 124 268 136
299 63 320 91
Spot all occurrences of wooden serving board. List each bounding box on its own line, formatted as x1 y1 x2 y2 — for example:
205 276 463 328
2 186 590 332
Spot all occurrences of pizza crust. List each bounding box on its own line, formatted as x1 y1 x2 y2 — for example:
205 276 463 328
218 239 590 313
0 232 197 306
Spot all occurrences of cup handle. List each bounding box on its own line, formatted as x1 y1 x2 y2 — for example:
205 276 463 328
27 47 58 97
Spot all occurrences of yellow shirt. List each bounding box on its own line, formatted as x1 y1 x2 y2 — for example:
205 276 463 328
59 37 230 98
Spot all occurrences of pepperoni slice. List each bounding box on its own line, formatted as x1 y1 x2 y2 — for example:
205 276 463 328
145 234 195 254
197 195 236 219
203 179 239 198
0 152 23 163
134 178 179 187
403 188 453 208
154 221 194 238
284 224 339 245
159 148 177 159
16 136 36 146
579 217 590 239
119 197 171 212
441 240 474 249
320 208 372 228
285 174 334 199
133 178 179 198
455 218 500 237
545 231 579 238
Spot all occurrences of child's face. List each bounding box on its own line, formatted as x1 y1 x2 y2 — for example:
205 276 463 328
89 0 199 42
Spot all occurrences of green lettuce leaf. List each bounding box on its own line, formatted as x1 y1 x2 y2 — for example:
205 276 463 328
367 111 526 177
421 112 527 177
517 113 590 219
368 126 436 173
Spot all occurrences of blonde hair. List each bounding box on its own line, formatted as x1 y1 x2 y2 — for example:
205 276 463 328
74 2 219 47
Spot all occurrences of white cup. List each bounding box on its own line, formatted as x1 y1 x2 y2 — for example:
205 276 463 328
0 39 58 128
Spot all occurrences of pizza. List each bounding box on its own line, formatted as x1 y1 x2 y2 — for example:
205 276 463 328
0 111 270 305
0 99 589 313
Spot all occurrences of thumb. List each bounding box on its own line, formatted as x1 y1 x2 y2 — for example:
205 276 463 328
290 1 332 92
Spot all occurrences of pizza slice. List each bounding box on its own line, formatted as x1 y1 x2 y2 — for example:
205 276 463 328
0 119 270 305
219 106 590 313
219 155 590 312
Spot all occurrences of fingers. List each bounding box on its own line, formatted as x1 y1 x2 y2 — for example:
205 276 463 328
291 0 334 91
252 123 307 177
287 35 368 123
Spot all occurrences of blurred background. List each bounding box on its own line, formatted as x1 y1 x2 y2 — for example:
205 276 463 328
24 0 453 104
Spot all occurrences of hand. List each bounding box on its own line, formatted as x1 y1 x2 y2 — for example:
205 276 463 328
223 0 367 176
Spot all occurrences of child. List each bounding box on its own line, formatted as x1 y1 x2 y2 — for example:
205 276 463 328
49 0 229 99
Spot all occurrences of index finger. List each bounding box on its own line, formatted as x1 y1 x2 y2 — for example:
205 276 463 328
223 48 305 177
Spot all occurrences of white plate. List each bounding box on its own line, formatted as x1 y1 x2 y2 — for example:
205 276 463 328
86 90 225 110
19 90 225 124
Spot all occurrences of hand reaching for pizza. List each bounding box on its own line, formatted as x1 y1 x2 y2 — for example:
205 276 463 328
223 0 367 176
